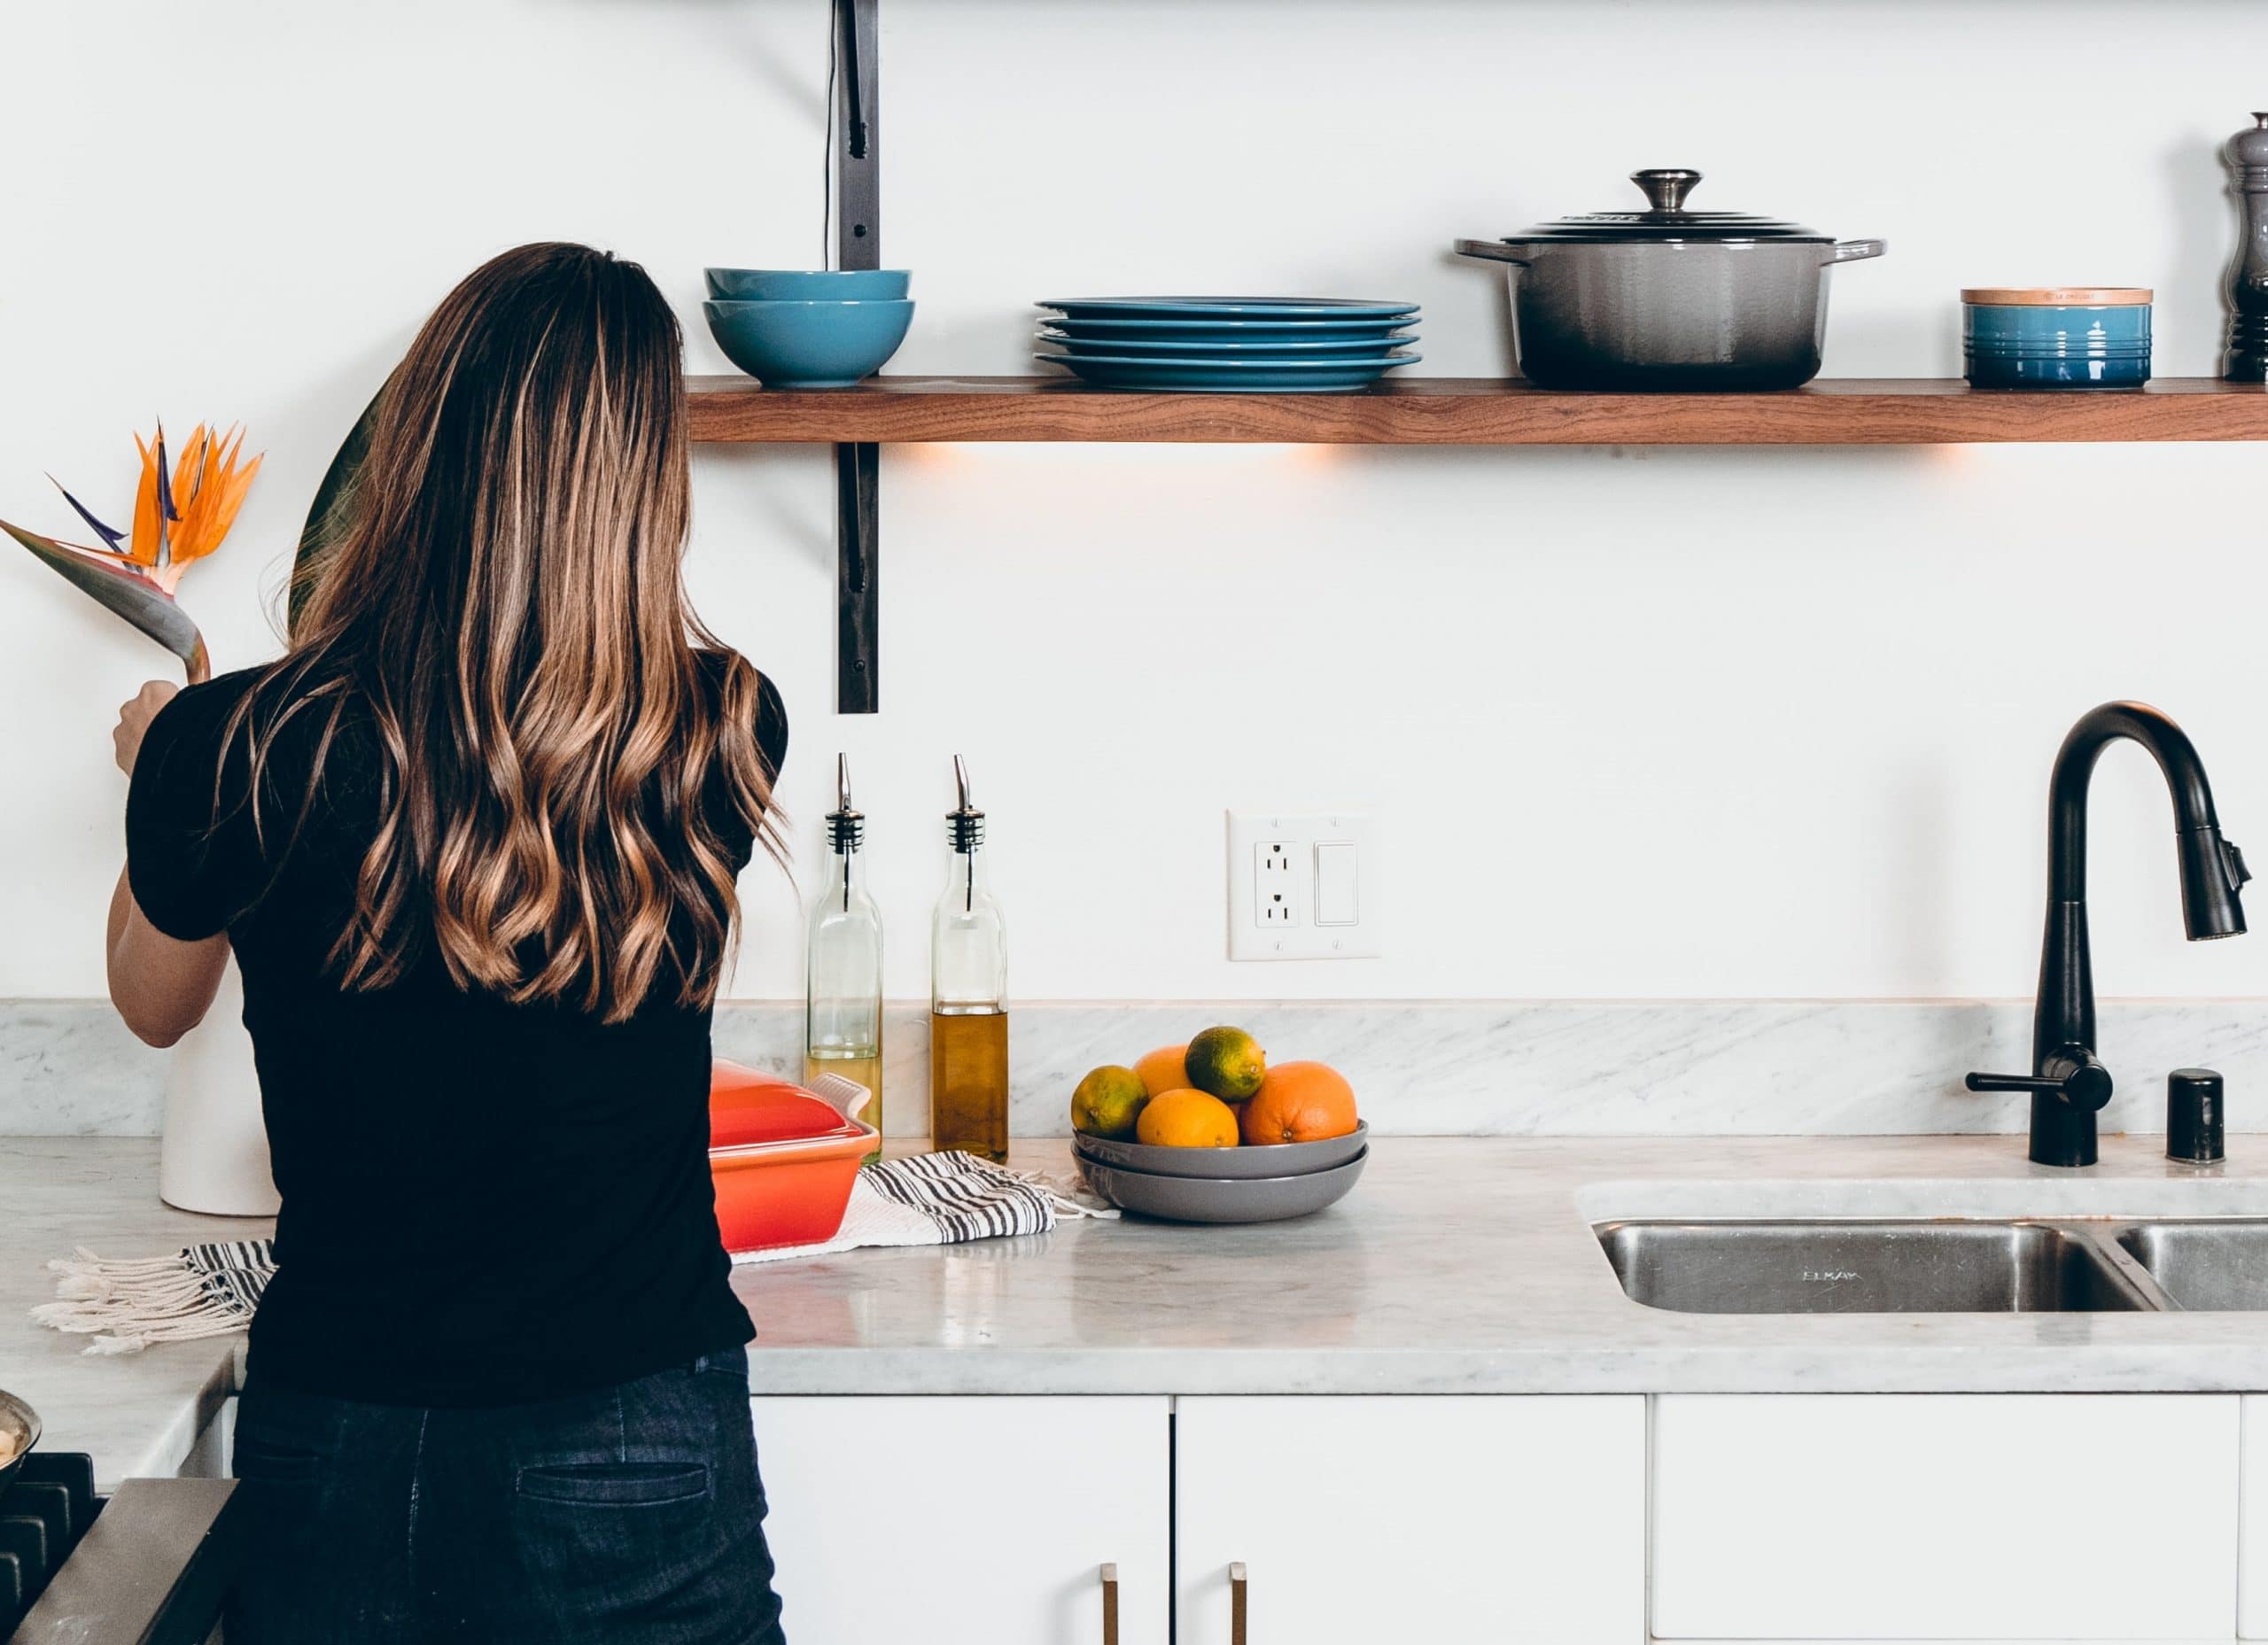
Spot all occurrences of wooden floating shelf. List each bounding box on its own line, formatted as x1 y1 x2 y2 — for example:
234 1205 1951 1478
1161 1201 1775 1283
687 375 2268 446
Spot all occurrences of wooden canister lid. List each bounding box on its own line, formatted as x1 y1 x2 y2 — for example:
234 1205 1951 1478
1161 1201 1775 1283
1960 286 2153 306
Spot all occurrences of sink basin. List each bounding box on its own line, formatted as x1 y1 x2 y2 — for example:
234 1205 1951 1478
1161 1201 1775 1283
2114 1221 2268 1311
1596 1220 2155 1314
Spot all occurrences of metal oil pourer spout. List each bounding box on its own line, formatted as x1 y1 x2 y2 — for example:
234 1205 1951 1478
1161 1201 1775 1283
947 755 985 912
826 754 864 911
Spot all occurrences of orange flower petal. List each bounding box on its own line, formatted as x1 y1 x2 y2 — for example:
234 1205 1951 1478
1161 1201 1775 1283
128 429 162 567
164 424 261 569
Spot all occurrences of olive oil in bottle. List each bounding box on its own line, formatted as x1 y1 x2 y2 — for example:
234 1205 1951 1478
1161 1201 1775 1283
805 757 884 1160
930 757 1009 1161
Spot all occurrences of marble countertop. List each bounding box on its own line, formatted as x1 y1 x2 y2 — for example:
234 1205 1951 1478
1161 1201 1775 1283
734 1134 2268 1396
17 1133 2268 1490
0 1137 257 1491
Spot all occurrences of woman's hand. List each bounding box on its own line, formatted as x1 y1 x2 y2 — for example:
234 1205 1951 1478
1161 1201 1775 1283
113 680 179 776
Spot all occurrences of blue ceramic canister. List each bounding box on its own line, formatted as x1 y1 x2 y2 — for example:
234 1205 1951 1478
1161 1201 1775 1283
1962 287 2152 389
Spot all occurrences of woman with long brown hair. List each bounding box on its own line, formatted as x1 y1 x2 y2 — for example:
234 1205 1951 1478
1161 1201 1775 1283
105 243 790 1642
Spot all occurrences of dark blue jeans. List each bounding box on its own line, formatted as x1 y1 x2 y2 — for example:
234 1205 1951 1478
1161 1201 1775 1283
226 1346 785 1644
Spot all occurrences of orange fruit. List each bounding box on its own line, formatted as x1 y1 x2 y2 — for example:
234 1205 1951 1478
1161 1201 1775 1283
1135 1088 1241 1149
1239 1061 1358 1146
1134 1044 1191 1100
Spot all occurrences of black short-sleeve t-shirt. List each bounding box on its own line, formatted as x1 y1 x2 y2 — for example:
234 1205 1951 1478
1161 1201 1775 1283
125 655 786 1407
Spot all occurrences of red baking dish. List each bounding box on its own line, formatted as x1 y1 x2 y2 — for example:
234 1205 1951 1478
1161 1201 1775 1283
709 1060 874 1253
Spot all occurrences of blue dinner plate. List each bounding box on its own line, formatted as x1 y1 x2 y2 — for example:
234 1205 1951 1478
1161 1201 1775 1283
1045 316 1418 345
1039 328 1421 358
1036 352 1419 392
1041 297 1420 322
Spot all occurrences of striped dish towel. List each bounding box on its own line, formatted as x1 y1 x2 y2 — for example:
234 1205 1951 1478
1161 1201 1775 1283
732 1150 1114 1266
34 1240 275 1355
35 1154 1112 1352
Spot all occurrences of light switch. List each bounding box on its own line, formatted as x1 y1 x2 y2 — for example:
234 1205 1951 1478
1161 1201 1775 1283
1314 841 1359 926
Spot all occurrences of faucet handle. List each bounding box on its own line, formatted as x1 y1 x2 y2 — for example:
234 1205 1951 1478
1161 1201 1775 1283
1965 1046 2113 1112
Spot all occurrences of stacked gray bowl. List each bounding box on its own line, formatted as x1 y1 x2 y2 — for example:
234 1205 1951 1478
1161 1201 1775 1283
1074 1121 1369 1223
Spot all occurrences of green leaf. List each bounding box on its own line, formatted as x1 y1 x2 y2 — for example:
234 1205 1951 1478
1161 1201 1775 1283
3 516 208 679
292 379 390 639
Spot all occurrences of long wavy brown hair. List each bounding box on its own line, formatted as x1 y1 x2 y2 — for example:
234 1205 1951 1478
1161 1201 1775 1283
238 242 781 1022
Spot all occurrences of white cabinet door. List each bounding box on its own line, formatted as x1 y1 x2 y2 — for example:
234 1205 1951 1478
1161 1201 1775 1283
1652 1393 2239 1640
1176 1395 1644 1645
751 1396 1169 1645
2241 1393 2268 1637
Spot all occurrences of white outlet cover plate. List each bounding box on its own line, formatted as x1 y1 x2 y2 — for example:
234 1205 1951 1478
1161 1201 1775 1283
1225 810 1383 961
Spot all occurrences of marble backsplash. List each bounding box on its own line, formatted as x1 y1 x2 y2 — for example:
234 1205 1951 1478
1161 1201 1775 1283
9 997 2268 1140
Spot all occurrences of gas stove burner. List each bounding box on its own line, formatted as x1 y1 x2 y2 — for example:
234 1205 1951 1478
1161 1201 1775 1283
0 1450 96 1632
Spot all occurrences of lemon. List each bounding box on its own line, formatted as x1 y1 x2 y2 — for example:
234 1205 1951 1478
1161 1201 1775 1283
1184 1025 1266 1103
1071 1066 1149 1140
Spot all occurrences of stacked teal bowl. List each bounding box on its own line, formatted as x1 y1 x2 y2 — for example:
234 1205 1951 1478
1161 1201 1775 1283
703 268 913 388
1962 287 2151 390
1037 297 1421 392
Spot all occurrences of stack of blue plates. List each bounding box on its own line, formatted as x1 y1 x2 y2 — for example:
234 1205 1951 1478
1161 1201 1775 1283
1036 297 1421 392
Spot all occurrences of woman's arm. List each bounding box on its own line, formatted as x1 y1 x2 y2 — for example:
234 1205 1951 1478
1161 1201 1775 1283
106 866 227 1047
107 681 229 1047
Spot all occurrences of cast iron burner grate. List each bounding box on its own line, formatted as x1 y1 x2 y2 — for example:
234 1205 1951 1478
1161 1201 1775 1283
0 1453 98 1633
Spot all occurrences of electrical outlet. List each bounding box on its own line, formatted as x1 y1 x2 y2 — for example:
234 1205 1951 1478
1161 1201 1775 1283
1225 811 1382 961
1255 841 1299 926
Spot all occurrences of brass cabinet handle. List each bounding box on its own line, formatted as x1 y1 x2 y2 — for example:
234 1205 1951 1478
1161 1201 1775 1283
1099 1563 1119 1645
1230 1562 1248 1645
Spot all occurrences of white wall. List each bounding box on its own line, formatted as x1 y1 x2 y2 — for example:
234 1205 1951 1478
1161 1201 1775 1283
6 0 2268 1005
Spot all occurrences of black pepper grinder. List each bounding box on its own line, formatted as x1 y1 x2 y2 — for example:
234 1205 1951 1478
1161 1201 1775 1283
2225 113 2268 381
2167 1067 2225 1164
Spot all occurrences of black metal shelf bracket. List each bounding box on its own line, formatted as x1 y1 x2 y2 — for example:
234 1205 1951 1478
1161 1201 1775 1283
834 0 881 712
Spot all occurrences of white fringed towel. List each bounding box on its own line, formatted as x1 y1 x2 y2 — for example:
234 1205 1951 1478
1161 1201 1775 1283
34 1239 275 1355
36 1153 1111 1352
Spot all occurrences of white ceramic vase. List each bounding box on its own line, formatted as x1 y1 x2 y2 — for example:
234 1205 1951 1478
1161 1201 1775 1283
157 954 279 1215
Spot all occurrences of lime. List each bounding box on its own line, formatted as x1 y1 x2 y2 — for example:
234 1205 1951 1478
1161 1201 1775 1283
1071 1066 1150 1140
1184 1026 1266 1102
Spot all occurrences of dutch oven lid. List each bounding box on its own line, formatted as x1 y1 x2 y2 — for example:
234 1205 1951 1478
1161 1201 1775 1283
710 1063 863 1150
1505 169 1829 244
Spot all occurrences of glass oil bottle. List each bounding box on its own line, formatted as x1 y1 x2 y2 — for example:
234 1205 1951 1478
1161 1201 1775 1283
805 756 884 1161
930 756 1008 1161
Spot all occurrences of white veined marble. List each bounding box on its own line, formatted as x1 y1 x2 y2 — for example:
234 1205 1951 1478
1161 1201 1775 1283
12 997 2268 1139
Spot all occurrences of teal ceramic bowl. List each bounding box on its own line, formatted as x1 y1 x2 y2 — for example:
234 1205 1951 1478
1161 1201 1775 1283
1962 287 2151 390
706 268 911 300
703 299 913 388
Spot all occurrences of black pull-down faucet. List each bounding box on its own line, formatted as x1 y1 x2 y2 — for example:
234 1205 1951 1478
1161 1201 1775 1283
1967 702 2251 1168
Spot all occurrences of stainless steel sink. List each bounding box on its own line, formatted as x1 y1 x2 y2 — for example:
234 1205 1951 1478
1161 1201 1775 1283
2113 1221 2268 1311
1596 1219 2158 1314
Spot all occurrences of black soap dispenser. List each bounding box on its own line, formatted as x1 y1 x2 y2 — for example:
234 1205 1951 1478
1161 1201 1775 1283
2167 1068 2225 1164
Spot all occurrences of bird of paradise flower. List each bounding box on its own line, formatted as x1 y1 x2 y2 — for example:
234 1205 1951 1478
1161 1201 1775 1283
2 423 262 685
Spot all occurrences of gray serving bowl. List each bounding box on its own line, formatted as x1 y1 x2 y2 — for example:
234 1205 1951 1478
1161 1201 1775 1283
1082 1149 1366 1224
0 1389 41 1494
1074 1121 1368 1181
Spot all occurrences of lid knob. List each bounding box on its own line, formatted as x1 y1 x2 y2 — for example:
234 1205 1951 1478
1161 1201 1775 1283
1632 168 1701 213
